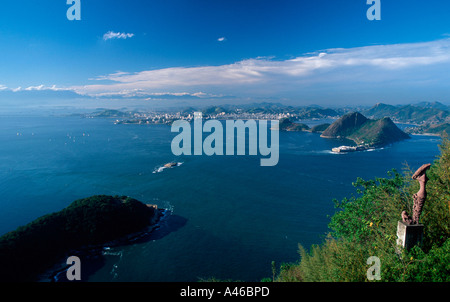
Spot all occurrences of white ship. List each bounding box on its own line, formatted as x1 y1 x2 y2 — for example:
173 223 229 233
332 145 372 153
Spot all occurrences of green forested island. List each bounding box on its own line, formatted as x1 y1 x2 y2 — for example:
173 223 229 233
0 195 162 281
321 112 410 147
278 117 330 133
278 118 310 131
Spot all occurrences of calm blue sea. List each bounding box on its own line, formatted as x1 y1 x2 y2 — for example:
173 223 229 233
0 115 442 281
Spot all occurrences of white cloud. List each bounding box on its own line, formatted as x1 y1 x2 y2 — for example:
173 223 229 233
0 84 75 94
0 38 426 103
217 37 226 42
103 31 135 41
4 39 450 105
22 85 71 92
25 85 45 91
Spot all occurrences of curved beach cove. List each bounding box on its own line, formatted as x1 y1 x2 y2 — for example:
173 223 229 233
0 115 442 282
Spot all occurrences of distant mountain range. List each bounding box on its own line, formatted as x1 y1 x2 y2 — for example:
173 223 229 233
362 102 450 125
321 112 410 147
199 103 341 119
415 101 449 110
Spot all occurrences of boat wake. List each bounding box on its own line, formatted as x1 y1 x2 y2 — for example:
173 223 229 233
152 162 183 173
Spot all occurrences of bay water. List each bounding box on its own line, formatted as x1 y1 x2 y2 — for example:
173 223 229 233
0 115 442 281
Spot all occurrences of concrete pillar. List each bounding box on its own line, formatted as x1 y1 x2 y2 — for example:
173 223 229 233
396 221 424 250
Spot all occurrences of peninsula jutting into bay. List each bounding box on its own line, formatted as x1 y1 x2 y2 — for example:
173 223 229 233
0 195 164 282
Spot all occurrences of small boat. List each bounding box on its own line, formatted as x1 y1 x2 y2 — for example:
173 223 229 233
163 162 178 168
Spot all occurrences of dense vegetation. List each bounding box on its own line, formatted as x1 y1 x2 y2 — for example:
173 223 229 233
272 137 450 282
310 123 331 133
321 112 368 139
349 117 410 146
414 123 450 136
0 195 159 281
278 118 310 131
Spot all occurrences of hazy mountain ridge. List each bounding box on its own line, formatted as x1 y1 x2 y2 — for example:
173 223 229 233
363 102 450 125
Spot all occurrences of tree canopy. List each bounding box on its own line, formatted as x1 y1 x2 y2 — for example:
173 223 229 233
0 195 158 281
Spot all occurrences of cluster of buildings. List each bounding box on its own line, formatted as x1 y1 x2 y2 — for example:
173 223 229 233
114 110 299 125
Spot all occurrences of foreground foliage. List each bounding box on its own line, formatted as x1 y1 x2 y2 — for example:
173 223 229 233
275 137 450 282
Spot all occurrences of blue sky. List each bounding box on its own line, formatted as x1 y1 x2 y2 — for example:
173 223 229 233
1 0 450 108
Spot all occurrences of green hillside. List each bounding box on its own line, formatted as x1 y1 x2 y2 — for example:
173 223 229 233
349 117 410 146
321 112 368 139
310 123 331 133
279 118 310 131
0 195 161 281
417 123 450 136
321 112 409 147
363 102 450 124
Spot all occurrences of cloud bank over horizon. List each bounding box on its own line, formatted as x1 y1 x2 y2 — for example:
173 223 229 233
3 38 450 106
